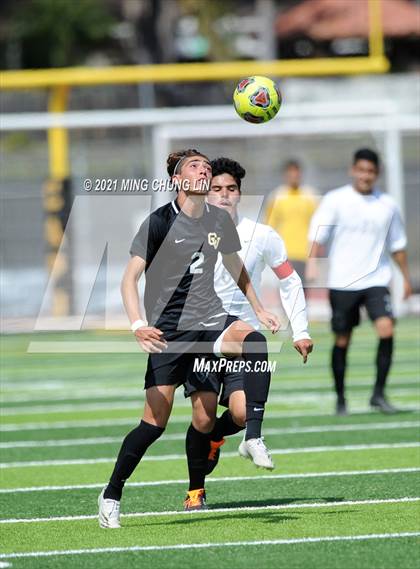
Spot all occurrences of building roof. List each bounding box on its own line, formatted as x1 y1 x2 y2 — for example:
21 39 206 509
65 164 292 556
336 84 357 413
276 0 420 39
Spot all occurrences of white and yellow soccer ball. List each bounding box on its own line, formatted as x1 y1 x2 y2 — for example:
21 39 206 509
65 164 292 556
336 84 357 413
233 75 282 124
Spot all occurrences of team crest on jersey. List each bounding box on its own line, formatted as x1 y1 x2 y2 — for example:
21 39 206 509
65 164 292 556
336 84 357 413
208 232 221 250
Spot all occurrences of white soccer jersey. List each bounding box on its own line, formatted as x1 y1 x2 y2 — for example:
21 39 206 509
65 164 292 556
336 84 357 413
215 216 310 340
308 185 407 290
214 214 304 326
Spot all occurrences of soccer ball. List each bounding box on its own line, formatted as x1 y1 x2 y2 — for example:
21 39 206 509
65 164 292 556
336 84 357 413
233 76 282 124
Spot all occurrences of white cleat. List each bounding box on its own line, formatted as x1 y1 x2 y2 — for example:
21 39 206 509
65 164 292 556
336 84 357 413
98 487 121 529
238 437 275 470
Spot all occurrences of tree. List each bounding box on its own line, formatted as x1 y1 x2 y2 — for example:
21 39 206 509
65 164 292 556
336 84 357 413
2 0 116 69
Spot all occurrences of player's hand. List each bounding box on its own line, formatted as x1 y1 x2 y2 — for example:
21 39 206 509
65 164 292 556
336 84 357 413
134 327 167 353
403 279 413 300
294 338 313 364
256 310 280 334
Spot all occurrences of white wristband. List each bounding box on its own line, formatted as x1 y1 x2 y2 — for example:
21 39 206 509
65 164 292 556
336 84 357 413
131 319 148 332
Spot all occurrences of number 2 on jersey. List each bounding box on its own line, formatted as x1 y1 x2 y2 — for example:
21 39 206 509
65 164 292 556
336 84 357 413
190 251 204 274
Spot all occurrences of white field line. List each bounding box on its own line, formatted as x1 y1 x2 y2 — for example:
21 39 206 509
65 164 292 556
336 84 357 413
2 406 419 432
1 442 419 469
2 376 419 403
0 395 334 415
1 386 419 409
0 497 419 526
1 401 146 415
1 467 418 494
1 390 142 403
1 532 420 560
2 374 419 401
0 417 150 432
3 389 419 416
1 421 419 449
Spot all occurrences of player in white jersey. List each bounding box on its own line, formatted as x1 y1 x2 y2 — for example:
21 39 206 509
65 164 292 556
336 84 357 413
183 158 313 508
307 148 412 416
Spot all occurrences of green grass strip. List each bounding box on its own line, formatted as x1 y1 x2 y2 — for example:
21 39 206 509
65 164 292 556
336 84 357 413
1 501 419 555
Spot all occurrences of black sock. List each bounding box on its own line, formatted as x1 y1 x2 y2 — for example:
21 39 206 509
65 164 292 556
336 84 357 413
210 410 244 441
332 345 348 404
186 424 210 491
242 331 271 441
104 420 164 500
373 337 394 398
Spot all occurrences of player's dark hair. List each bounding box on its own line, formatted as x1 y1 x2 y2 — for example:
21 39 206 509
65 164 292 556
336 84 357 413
210 157 246 191
282 159 301 171
353 148 380 170
167 149 210 177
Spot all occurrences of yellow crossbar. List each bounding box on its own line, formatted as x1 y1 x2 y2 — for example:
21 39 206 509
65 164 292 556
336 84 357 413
0 56 389 90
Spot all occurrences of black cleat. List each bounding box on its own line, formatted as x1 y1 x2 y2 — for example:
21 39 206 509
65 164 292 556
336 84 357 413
335 400 348 416
370 395 398 414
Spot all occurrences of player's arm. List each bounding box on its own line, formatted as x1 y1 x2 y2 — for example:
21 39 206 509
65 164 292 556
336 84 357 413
273 262 313 363
221 252 280 333
121 256 167 353
305 241 325 282
264 228 313 363
386 207 412 300
305 193 335 283
392 250 412 299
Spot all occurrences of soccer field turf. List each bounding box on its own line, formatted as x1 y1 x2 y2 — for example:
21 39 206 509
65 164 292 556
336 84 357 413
1 318 419 568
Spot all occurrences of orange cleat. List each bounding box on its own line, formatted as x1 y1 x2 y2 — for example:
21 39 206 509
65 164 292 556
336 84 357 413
183 488 207 511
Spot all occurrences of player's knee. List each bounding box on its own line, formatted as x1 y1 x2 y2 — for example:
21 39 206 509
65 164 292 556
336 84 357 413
220 340 242 357
220 321 256 357
230 408 246 428
375 317 394 338
335 334 351 349
192 414 215 434
142 410 170 429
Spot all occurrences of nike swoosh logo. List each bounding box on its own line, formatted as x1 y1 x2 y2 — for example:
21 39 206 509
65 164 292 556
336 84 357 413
175 239 186 243
253 407 264 412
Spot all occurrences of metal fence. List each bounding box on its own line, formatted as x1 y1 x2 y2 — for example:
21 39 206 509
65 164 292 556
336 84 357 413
1 81 419 327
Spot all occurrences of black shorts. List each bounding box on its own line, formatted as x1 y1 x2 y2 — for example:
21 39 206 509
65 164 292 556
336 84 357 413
220 365 244 407
184 355 245 406
144 314 239 390
329 287 393 333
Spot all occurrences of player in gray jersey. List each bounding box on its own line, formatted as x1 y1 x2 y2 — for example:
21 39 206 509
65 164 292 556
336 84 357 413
99 149 281 526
